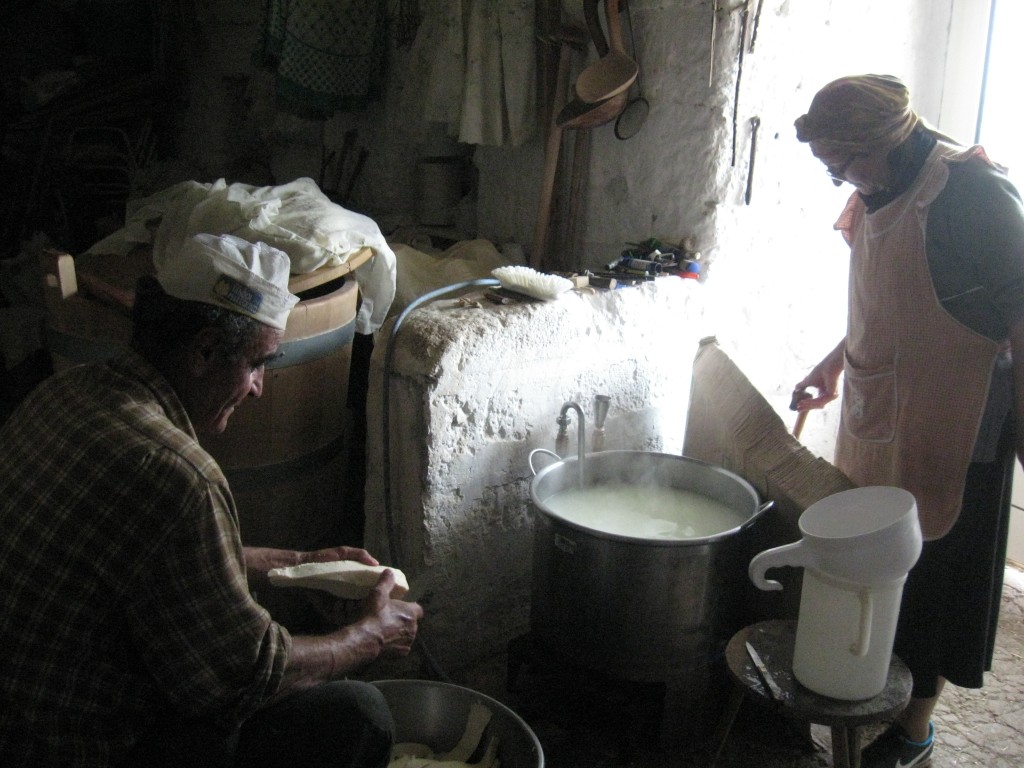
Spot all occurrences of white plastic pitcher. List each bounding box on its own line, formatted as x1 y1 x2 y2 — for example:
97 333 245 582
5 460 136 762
792 568 906 700
748 486 922 700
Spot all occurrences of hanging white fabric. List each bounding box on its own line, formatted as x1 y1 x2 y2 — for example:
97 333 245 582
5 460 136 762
395 1 538 148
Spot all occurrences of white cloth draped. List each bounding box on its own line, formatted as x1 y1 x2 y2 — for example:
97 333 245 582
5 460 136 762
394 1 538 148
88 178 398 334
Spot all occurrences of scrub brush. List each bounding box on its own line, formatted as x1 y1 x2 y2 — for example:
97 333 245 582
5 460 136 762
491 266 574 301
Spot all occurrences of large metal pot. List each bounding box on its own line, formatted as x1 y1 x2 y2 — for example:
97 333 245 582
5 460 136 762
528 450 770 684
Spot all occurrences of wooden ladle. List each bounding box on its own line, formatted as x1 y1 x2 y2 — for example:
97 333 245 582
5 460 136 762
533 9 627 269
557 89 628 129
574 0 638 104
556 0 628 129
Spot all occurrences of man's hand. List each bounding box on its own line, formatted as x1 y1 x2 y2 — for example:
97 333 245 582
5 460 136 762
300 546 379 567
279 570 425 695
359 569 424 658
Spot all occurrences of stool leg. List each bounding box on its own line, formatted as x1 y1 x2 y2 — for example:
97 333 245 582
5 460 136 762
705 689 744 768
848 727 863 768
830 726 852 768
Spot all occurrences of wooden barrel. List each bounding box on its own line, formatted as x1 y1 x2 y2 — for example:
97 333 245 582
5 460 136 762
39 247 370 552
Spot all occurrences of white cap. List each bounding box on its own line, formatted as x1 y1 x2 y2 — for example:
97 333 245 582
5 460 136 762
156 233 300 330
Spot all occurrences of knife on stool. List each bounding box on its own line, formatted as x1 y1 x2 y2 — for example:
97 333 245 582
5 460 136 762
746 641 785 701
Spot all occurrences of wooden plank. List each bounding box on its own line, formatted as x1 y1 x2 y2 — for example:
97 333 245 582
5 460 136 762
287 246 374 294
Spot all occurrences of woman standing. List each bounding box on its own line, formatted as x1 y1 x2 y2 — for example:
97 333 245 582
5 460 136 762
792 74 1024 768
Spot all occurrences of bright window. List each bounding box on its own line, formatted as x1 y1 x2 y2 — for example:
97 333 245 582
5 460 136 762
976 0 1024 182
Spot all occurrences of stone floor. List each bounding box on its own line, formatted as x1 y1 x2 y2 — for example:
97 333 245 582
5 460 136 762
440 565 1024 768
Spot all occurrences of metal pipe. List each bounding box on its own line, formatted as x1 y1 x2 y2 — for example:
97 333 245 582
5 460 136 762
557 401 586 488
381 277 501 682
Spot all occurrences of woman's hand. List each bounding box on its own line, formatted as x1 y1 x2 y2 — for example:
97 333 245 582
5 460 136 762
794 338 846 410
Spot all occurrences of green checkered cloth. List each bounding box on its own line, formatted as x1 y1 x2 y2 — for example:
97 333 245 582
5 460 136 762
254 0 388 119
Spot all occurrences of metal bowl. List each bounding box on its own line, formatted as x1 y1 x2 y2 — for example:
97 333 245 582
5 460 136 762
373 679 544 768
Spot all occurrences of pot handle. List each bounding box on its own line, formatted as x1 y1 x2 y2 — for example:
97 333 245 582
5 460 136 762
528 448 563 477
738 499 775 531
748 540 814 591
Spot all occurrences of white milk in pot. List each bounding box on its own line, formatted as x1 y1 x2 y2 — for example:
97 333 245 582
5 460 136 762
542 483 748 540
748 487 922 700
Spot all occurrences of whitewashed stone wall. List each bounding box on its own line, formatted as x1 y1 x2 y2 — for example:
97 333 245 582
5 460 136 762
364 278 704 672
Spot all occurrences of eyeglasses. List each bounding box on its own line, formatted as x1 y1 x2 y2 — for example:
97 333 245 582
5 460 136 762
825 154 862 186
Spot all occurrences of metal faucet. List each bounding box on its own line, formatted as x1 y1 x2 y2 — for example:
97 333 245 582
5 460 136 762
555 401 586 488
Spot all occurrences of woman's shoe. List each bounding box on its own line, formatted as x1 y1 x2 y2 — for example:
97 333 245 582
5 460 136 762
860 722 933 768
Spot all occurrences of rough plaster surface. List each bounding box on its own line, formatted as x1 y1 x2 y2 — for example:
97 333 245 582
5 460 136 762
364 277 704 672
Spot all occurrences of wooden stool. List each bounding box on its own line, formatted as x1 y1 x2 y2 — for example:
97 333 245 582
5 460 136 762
708 619 912 768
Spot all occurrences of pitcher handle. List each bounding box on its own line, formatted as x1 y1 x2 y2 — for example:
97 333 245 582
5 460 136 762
850 589 873 657
748 541 814 591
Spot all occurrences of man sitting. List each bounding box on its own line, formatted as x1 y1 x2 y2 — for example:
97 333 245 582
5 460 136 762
0 233 423 767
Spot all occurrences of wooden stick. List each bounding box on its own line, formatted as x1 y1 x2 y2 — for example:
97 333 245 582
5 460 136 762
531 43 571 269
793 410 808 440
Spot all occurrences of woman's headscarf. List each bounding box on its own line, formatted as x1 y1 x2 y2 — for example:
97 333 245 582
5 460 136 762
794 74 922 153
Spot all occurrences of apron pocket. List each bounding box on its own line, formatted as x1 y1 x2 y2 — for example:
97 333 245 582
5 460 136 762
842 356 897 443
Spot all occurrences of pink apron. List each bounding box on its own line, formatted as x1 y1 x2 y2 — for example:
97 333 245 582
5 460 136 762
833 143 1000 540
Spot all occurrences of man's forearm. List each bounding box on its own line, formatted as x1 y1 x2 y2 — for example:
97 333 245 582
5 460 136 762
271 621 386 701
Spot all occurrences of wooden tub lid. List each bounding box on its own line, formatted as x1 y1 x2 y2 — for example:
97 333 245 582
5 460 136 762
70 245 374 313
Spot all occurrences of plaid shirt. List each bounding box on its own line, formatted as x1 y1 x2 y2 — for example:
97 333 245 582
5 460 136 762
0 353 291 766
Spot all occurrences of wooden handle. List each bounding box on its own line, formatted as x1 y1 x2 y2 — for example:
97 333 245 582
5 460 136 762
531 43 571 269
792 410 808 440
605 0 625 53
